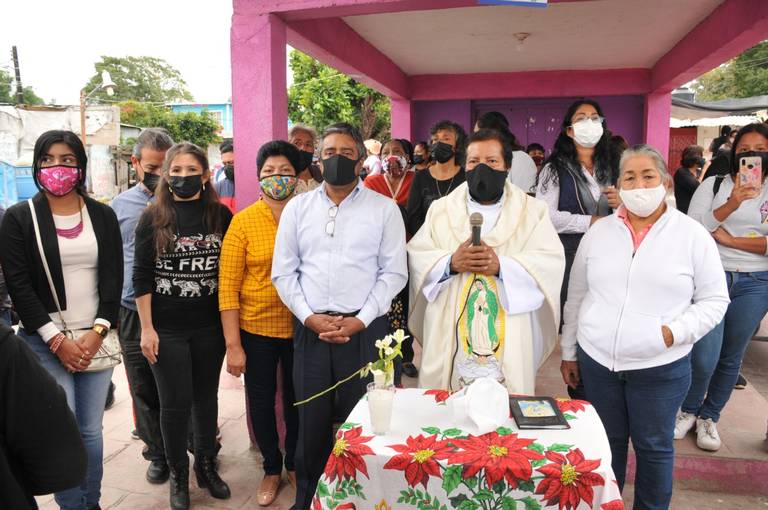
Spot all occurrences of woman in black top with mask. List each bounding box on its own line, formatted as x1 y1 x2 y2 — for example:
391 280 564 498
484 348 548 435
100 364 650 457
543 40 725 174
134 142 232 510
674 145 706 214
405 120 467 237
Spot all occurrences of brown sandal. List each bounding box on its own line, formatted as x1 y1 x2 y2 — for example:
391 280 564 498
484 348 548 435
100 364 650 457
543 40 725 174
256 474 281 506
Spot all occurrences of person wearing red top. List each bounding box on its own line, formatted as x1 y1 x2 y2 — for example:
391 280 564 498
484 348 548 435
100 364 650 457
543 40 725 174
363 138 417 380
363 139 415 207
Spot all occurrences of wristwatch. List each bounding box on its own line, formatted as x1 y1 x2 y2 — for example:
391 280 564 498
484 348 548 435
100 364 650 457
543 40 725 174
92 324 109 338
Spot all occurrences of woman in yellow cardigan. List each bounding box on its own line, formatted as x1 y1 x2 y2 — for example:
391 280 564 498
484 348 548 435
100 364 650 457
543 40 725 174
219 140 301 506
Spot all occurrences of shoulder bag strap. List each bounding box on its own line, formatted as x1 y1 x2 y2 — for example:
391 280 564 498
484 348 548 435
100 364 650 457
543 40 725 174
27 199 69 334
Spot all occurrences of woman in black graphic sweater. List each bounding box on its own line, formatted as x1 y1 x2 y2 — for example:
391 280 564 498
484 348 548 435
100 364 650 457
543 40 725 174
133 142 232 510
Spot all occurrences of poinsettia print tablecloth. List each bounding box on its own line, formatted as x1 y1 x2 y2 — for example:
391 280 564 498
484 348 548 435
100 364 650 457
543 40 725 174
313 388 624 510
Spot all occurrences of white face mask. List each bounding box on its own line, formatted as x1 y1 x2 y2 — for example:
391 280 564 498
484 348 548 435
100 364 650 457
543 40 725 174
571 119 604 148
619 184 667 218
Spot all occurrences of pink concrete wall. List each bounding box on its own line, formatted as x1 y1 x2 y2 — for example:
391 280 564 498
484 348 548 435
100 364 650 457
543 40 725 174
643 92 672 163
409 69 651 101
390 98 414 141
412 95 645 156
231 13 288 209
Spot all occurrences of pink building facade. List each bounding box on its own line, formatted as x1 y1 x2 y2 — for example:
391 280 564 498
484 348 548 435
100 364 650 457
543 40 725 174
231 0 768 207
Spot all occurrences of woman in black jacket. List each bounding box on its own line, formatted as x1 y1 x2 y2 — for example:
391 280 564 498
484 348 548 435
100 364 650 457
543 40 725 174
0 323 87 510
0 130 122 510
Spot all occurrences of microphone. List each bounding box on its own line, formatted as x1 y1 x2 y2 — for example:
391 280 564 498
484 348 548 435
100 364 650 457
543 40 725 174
470 212 483 246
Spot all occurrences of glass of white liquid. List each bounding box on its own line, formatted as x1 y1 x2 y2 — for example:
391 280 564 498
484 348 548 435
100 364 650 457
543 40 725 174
367 383 395 435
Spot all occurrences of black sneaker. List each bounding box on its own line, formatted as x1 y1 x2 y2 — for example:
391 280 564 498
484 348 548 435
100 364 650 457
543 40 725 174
104 382 116 410
131 429 140 440
735 373 748 390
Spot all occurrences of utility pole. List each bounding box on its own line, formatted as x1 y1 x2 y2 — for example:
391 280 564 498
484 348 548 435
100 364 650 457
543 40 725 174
11 46 23 104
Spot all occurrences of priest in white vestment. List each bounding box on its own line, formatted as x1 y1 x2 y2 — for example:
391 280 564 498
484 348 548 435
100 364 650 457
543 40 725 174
408 129 565 394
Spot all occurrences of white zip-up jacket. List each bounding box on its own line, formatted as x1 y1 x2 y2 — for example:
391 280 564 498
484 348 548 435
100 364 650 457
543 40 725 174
561 207 730 371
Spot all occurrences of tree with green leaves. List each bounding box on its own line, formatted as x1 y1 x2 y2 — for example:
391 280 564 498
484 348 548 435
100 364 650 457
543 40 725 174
288 50 390 140
120 101 220 149
83 56 194 103
693 40 768 101
0 69 44 105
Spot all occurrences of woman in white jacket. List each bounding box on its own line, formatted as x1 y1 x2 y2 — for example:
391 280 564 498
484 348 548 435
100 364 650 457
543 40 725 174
560 145 729 510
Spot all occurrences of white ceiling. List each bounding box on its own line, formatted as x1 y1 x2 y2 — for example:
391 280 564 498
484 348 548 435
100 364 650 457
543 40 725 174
343 0 724 75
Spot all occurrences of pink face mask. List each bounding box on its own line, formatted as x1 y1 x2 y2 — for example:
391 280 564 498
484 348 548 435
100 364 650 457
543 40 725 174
37 165 81 196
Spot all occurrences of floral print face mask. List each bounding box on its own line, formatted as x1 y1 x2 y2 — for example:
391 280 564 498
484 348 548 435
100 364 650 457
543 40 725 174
260 174 297 201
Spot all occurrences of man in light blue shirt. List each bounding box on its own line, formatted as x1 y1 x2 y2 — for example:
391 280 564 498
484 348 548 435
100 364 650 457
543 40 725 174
110 128 174 484
272 123 407 510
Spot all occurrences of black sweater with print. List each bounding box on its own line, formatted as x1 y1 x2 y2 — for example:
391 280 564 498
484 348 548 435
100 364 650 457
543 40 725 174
133 200 232 330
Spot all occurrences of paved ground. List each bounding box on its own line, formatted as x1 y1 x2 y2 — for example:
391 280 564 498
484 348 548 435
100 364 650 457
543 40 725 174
35 338 768 509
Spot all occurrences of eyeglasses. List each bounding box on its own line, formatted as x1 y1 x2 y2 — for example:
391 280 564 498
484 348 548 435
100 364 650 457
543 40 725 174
572 114 604 124
325 206 338 236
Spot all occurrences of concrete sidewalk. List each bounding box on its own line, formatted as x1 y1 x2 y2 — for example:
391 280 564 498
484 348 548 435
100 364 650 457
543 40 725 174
35 340 768 509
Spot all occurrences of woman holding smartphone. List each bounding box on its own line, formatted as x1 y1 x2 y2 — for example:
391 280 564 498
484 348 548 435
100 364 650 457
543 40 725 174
134 142 232 509
676 123 768 452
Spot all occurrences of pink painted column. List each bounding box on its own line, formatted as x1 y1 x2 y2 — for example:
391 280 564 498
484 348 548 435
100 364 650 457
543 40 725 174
231 12 288 210
643 91 672 164
390 98 413 141
230 11 288 450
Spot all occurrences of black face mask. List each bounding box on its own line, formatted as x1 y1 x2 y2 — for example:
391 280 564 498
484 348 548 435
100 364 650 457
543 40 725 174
298 151 314 173
736 151 768 177
430 142 455 164
223 164 234 181
322 154 359 186
168 175 203 199
466 164 507 203
142 172 160 192
412 154 425 165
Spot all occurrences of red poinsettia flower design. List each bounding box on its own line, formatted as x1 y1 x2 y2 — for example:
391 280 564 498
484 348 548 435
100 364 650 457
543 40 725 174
601 500 625 510
535 448 605 510
555 398 589 414
446 431 543 488
424 389 452 404
323 426 375 483
312 496 322 510
383 434 453 488
336 504 356 510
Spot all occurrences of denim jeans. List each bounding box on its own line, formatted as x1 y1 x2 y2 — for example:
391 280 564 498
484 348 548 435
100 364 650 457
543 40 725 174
0 309 10 326
20 328 113 510
682 270 768 422
578 346 691 510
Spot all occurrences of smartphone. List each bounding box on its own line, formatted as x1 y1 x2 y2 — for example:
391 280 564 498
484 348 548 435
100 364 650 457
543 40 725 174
739 156 762 188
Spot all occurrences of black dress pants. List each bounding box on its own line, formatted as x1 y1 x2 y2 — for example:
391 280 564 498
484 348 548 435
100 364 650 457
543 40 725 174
118 306 165 461
292 315 387 510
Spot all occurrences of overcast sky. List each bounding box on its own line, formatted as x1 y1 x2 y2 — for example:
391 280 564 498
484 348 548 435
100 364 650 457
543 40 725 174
1 0 240 105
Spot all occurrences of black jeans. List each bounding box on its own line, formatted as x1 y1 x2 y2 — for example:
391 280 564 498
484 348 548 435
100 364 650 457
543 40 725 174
150 324 225 466
242 331 298 475
292 315 387 510
119 306 165 461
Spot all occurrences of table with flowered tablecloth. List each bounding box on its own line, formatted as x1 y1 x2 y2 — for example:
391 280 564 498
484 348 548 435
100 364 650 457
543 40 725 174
312 388 624 510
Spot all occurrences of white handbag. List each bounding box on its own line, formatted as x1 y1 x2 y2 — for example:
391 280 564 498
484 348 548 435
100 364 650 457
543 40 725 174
28 199 121 372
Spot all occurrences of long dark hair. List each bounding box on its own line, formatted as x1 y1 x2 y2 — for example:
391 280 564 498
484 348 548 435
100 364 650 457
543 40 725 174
538 99 614 191
729 123 768 177
32 130 88 195
149 142 224 255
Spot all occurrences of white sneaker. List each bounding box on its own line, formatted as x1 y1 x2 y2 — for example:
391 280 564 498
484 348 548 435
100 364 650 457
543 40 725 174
674 411 697 439
696 418 721 451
